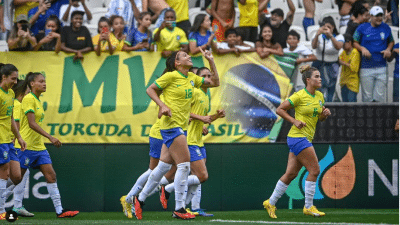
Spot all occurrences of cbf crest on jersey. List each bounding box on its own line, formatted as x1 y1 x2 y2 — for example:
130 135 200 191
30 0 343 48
24 158 30 166
190 80 194 86
380 32 385 40
177 35 181 41
3 151 7 160
319 100 323 107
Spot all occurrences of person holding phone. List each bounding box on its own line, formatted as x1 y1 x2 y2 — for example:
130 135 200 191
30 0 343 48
124 12 152 52
34 15 62 52
28 0 66 35
92 17 114 56
59 0 92 27
7 15 37 51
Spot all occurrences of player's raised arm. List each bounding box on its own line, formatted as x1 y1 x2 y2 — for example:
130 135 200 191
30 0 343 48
199 48 220 88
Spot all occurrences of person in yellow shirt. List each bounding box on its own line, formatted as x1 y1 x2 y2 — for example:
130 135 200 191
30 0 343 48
237 0 268 43
0 64 26 220
165 0 190 36
263 65 331 219
13 0 39 21
18 72 79 218
93 17 113 56
339 34 360 102
153 9 188 58
132 49 220 220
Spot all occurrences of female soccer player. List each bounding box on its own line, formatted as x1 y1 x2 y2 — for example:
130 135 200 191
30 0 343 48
133 48 220 220
160 67 226 217
0 64 27 220
263 65 331 219
18 72 79 218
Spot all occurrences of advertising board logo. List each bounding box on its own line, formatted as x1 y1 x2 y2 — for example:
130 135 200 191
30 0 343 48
286 145 356 208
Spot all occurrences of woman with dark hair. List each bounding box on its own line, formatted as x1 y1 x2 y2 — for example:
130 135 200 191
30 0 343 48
18 72 79 218
311 16 344 102
7 15 37 51
92 17 113 55
263 64 331 219
132 48 220 220
0 64 26 220
345 5 369 37
61 11 93 61
124 12 152 52
188 14 216 55
255 25 284 59
34 15 62 52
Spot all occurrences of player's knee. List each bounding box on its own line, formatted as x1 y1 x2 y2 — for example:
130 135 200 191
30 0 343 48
198 172 208 183
11 176 22 185
284 171 299 181
45 172 57 183
309 168 320 177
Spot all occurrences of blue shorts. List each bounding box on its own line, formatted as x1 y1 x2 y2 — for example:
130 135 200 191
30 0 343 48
188 145 206 162
287 137 313 156
9 146 20 162
160 127 187 148
149 137 163 159
20 150 52 169
0 143 13 165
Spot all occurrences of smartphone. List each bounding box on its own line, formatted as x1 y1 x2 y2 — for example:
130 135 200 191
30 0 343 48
142 38 148 43
21 24 28 32
102 26 109 33
45 29 51 36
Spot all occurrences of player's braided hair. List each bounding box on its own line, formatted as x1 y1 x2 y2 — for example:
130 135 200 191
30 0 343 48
23 72 43 90
162 51 180 75
300 64 318 85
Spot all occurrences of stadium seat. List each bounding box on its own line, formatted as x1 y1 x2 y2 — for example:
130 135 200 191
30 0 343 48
86 24 98 37
292 9 305 27
188 7 203 25
91 7 108 24
306 25 319 41
390 26 399 44
269 0 290 16
0 41 8 52
339 26 347 35
86 0 107 8
289 25 306 42
317 9 340 30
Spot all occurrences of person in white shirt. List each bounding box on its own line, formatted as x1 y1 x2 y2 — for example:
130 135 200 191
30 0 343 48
105 0 143 34
59 0 92 26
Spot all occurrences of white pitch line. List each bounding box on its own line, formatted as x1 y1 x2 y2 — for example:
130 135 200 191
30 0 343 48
210 219 397 225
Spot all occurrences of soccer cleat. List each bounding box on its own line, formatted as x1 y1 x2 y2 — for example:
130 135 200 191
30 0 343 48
159 185 169 210
132 196 144 220
192 208 214 217
0 212 6 220
13 206 34 217
303 205 325 217
120 195 132 218
172 208 195 220
186 208 199 216
263 199 277 219
57 210 79 218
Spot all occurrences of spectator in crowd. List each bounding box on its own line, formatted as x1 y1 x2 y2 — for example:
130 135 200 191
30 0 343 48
7 15 37 51
338 0 376 27
215 28 240 55
60 11 93 61
105 0 142 34
146 0 169 28
124 12 152 52
59 0 92 26
165 0 191 36
284 30 317 65
339 34 360 102
13 0 39 22
387 39 398 102
256 24 284 59
210 0 235 42
302 0 320 40
92 17 113 55
353 6 394 102
152 9 188 58
235 32 256 52
311 16 344 102
188 14 217 55
387 0 398 26
345 4 369 37
34 15 61 52
259 0 295 48
28 0 66 35
0 0 13 41
236 0 268 43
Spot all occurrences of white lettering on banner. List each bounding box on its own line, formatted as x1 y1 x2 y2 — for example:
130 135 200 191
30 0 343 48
368 159 398 196
32 172 50 199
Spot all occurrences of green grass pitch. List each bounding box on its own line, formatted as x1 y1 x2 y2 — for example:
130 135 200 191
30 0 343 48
6 209 399 224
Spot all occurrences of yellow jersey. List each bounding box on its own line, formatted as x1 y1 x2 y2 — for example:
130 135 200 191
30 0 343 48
153 27 188 52
0 87 14 144
149 95 165 140
287 88 324 142
17 93 45 151
15 2 39 21
339 48 361 93
92 33 126 52
165 0 189 23
13 99 21 123
238 0 259 27
187 88 210 147
154 71 204 130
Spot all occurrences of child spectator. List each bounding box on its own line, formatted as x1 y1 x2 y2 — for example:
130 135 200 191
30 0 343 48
28 0 66 35
216 28 240 55
311 16 344 102
59 0 92 26
236 0 268 43
61 11 93 61
345 5 369 37
165 0 191 36
152 9 188 58
255 25 284 59
210 0 235 42
339 34 361 102
284 30 317 64
259 0 295 47
34 15 61 52
7 15 37 51
235 32 255 52
92 17 113 55
188 14 217 55
388 41 398 102
124 12 152 52
105 0 140 34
